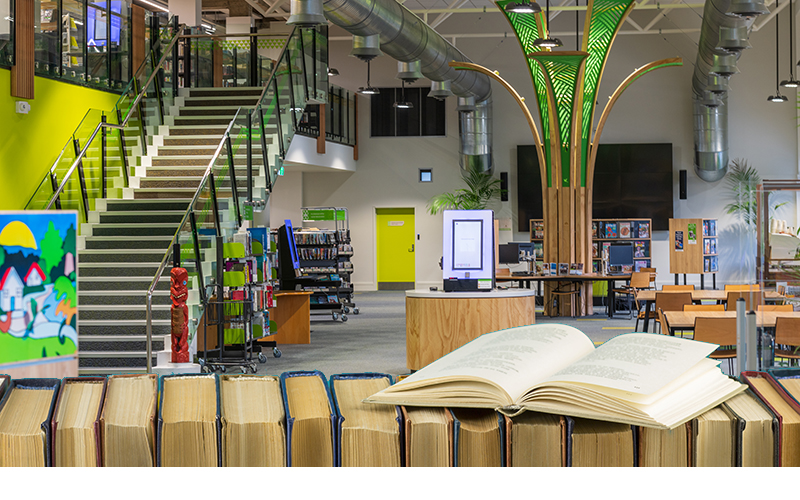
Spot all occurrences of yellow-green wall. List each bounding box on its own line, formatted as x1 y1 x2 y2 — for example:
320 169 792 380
0 69 120 209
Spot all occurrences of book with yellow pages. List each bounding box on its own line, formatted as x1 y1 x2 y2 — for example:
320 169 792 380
219 374 286 467
365 324 746 430
100 374 157 467
566 417 634 467
51 377 107 467
280 371 336 467
505 412 564 467
401 405 453 467
157 374 220 467
451 408 504 467
741 371 800 467
330 373 402 467
637 422 691 467
722 389 778 467
0 378 60 467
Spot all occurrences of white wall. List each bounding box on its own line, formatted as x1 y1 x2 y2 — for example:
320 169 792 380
291 18 798 290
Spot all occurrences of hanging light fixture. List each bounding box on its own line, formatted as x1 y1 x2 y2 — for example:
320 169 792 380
781 0 800 87
769 0 789 101
357 60 380 95
726 0 769 18
327 67 339 77
286 0 326 27
394 80 413 109
533 0 562 48
504 0 542 14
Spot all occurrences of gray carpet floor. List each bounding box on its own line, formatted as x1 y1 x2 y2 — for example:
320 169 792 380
255 290 647 378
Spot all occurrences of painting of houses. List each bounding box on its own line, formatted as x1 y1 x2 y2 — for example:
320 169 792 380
1 267 23 312
0 211 78 374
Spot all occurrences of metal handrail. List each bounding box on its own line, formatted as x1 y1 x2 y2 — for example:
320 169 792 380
145 27 307 373
43 25 185 210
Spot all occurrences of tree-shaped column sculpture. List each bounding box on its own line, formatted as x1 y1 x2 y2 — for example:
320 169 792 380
451 0 681 316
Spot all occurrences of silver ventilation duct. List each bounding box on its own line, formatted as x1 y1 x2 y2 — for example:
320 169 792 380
692 0 758 182
323 0 494 174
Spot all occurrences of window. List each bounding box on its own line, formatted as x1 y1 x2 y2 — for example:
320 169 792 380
371 87 446 137
419 169 432 182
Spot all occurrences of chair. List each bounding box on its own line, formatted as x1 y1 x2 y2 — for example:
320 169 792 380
654 292 693 334
550 283 582 318
774 317 800 366
758 304 794 312
657 307 672 336
662 284 695 291
641 267 657 288
684 304 725 311
725 284 761 291
726 291 764 312
693 317 738 372
613 271 651 319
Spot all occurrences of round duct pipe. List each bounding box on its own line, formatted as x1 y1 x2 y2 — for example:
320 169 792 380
287 0 327 27
349 34 382 62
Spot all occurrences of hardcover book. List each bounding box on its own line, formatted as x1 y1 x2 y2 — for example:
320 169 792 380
637 222 650 239
281 371 336 467
365 324 746 429
722 389 777 467
605 222 618 238
52 377 106 467
158 374 220 467
619 222 631 238
101 374 157 467
638 422 691 467
331 373 402 467
402 406 453 467
740 371 800 466
0 378 60 467
451 408 504 467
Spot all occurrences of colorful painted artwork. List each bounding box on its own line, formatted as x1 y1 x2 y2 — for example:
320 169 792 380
0 211 78 366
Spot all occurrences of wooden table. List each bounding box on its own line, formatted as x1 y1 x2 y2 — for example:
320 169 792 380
637 290 786 332
662 310 800 336
405 289 536 370
495 273 632 317
264 290 312 344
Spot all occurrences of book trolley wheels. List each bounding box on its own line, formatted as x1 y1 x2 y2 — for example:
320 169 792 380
273 347 282 358
258 352 268 363
332 312 339 321
353 307 359 315
341 314 348 322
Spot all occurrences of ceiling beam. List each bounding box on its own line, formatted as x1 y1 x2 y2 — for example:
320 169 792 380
329 27 702 42
430 0 471 28
409 3 706 14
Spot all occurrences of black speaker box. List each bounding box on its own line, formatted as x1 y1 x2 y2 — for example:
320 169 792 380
679 169 687 200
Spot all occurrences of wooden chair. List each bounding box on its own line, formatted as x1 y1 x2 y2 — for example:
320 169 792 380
726 291 764 312
774 317 800 366
662 284 695 291
654 292 693 333
758 304 794 312
693 317 738 372
641 267 657 288
550 284 582 318
657 307 672 336
613 271 651 319
725 284 761 291
684 304 725 311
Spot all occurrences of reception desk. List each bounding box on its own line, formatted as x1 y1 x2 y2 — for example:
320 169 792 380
405 289 537 371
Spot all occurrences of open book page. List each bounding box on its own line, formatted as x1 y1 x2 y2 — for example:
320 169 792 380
533 333 719 401
382 324 595 404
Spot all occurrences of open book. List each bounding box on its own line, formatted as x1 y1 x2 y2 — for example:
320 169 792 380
365 324 746 429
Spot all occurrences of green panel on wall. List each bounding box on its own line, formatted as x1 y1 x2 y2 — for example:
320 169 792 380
0 69 120 210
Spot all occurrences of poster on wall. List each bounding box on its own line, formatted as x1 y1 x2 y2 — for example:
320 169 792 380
675 231 684 252
687 223 697 245
0 211 78 376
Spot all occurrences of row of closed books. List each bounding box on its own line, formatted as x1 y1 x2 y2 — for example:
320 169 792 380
3 369 800 467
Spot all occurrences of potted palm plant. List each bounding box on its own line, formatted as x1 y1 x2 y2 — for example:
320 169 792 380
427 167 504 215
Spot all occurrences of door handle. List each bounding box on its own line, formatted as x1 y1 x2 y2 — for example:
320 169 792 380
409 244 415 253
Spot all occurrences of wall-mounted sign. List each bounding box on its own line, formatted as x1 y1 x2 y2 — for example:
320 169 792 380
389 221 404 227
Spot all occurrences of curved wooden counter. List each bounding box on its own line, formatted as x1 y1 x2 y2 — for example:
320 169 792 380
405 289 537 371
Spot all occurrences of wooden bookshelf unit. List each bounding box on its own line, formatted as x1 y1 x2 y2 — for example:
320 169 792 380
668 218 718 289
530 218 653 274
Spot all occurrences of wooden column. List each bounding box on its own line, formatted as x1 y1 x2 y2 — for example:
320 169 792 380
131 5 146 74
11 0 34 99
316 104 326 154
212 39 223 87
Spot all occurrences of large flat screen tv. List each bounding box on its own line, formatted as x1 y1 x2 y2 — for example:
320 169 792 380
517 143 674 231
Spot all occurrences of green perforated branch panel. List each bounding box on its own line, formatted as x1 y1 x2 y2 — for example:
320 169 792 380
579 0 635 186
497 0 553 187
528 53 587 188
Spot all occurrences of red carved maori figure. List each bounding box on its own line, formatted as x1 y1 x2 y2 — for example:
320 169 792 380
170 267 190 363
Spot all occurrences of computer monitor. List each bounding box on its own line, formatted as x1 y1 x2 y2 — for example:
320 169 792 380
499 243 520 265
608 242 634 273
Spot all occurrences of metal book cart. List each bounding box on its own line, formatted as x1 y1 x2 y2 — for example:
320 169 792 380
198 236 281 374
294 206 359 321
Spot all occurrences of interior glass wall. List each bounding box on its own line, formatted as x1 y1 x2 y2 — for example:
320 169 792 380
0 0 12 67
32 0 131 91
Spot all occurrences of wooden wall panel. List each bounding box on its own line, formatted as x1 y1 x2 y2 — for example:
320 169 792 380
316 104 326 154
11 0 34 99
213 38 223 88
131 5 146 75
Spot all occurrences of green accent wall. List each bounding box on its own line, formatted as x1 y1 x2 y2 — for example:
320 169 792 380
0 69 120 210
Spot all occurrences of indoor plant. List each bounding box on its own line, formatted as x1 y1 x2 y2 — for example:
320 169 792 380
427 167 504 215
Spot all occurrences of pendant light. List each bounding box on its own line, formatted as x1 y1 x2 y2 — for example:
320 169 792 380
505 0 542 14
533 0 563 47
781 0 800 87
357 60 379 95
327 67 339 77
769 0 789 101
394 80 413 109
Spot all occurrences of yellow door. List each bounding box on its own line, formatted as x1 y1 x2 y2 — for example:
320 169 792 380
376 208 415 290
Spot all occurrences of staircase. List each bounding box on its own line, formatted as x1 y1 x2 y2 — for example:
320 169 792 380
77 87 272 374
